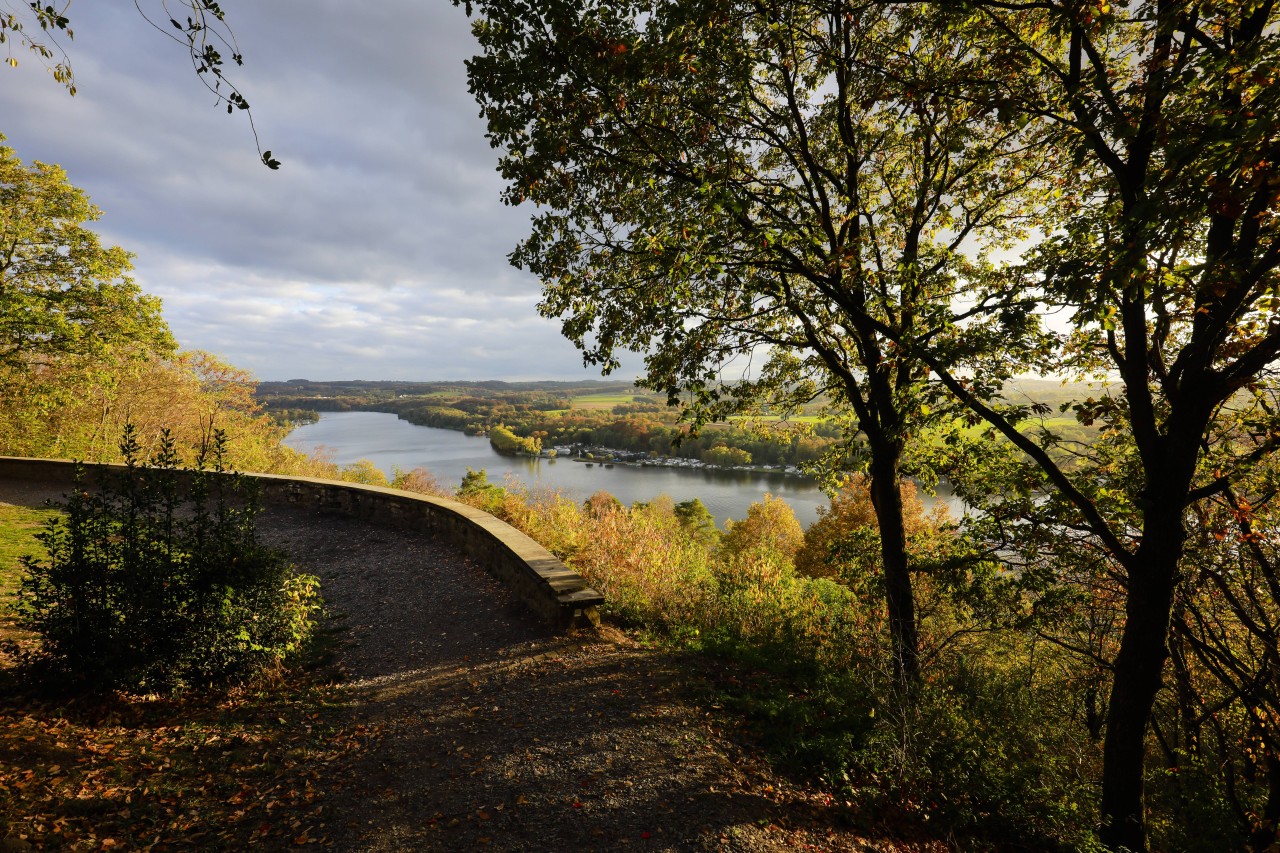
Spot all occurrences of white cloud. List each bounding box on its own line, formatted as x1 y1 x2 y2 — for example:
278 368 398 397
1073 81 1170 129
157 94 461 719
0 0 640 381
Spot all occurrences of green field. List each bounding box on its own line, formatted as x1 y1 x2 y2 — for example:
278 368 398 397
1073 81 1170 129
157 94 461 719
570 392 642 409
727 414 825 424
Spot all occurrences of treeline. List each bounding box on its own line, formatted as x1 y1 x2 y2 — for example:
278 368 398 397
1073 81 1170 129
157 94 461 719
388 400 842 467
268 408 320 428
255 377 635 402
377 391 576 434
260 379 1098 473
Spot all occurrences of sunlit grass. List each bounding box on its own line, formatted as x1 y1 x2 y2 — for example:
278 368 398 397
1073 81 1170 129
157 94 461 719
0 503 57 611
570 393 639 409
727 414 825 424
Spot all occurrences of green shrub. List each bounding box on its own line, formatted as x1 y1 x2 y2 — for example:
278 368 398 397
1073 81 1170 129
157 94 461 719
17 426 321 692
456 467 507 515
853 655 1103 850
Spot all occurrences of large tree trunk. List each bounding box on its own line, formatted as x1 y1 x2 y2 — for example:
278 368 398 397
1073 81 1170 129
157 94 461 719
866 434 919 685
1254 751 1280 852
827 331 921 686
1098 507 1185 851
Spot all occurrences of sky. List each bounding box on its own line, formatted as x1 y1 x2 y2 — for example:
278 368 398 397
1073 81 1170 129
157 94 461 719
0 0 643 382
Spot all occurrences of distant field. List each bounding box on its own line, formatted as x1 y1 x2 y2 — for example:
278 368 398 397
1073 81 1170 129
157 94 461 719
570 393 640 409
727 414 824 424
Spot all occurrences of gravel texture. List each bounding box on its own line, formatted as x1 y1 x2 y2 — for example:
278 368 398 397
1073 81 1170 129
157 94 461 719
255 504 910 852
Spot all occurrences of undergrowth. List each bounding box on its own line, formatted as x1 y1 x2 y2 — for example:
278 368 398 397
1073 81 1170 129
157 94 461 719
426 470 1106 850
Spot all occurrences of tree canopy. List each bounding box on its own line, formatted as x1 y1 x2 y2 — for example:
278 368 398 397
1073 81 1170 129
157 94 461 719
0 140 174 371
461 0 1058 689
920 4 1280 848
462 0 1280 848
0 140 297 473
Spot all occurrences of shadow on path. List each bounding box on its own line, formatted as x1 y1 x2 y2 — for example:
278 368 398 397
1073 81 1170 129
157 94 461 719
0 480 890 852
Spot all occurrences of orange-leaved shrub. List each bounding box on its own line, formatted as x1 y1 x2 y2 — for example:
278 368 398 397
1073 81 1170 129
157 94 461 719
469 485 718 630
390 466 452 498
794 474 949 582
450 474 884 674
720 493 805 569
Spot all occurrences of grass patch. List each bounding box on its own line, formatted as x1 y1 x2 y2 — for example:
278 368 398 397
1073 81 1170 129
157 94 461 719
0 503 57 597
0 502 59 655
570 393 638 409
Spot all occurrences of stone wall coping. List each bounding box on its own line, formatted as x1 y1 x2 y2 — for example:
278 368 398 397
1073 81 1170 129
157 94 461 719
0 456 603 631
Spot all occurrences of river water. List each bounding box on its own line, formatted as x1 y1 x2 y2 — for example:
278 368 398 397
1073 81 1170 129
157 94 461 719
283 411 961 528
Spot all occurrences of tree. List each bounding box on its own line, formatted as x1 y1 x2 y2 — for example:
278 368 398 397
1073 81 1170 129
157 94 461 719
460 0 1051 685
720 494 804 564
0 1 74 88
702 444 751 467
795 474 943 583
899 3 1280 848
489 423 542 456
674 496 720 548
1166 461 1280 848
465 0 1280 844
457 467 507 514
0 139 174 371
0 349 291 471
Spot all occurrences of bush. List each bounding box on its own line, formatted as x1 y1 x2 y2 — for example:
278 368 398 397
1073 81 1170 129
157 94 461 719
456 468 507 514
673 497 720 548
17 426 321 692
720 494 804 564
568 496 718 629
390 466 450 497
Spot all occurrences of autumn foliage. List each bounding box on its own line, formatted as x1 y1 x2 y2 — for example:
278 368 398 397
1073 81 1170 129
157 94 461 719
436 471 1104 845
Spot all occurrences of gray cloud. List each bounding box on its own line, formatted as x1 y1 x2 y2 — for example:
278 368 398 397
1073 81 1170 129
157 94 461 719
0 0 643 381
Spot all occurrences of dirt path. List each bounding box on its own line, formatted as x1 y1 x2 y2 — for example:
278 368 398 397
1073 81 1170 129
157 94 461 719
2 480 909 851
259 503 893 852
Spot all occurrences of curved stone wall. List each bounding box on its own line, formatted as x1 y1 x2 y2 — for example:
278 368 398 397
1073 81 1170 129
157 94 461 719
0 457 602 632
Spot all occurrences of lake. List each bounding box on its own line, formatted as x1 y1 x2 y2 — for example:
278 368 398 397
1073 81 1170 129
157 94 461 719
283 411 962 528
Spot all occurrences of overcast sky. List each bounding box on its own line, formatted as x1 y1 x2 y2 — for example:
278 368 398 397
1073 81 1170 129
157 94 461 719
0 0 641 382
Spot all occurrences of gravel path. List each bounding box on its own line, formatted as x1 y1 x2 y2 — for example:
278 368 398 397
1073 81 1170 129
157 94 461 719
2 481 911 852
